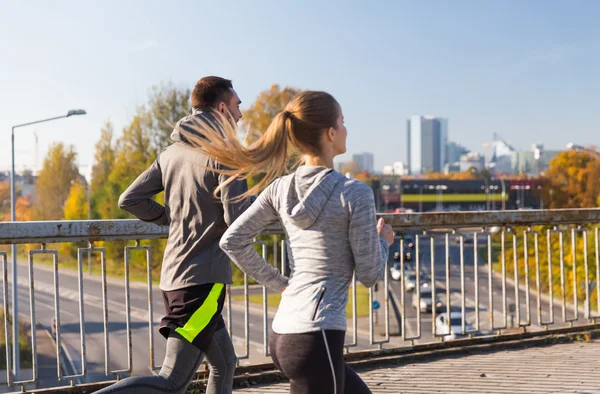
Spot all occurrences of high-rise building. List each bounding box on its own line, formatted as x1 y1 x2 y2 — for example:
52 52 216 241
406 116 448 174
447 141 469 164
352 152 374 173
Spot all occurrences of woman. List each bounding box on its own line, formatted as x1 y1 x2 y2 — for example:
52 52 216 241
182 91 394 393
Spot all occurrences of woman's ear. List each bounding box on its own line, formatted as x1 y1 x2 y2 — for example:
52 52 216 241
326 127 336 142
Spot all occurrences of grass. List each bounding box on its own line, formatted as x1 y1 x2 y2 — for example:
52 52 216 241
13 245 160 285
0 309 33 369
10 245 254 286
232 285 372 318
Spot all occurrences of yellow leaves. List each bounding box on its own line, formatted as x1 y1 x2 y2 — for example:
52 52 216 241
241 84 301 145
16 196 33 221
63 181 88 220
543 150 600 208
34 142 80 220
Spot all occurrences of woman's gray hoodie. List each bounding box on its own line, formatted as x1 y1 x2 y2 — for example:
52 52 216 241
220 166 389 334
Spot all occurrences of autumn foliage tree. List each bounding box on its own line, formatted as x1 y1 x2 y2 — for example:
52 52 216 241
541 150 600 209
63 181 88 220
240 84 301 190
15 196 33 221
0 181 9 221
241 84 301 145
34 142 80 220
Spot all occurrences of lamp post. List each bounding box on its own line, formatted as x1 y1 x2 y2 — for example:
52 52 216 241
10 109 86 376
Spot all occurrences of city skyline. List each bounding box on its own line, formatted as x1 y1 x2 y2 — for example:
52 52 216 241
2 1 599 174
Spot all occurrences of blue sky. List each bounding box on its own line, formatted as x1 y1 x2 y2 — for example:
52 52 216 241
1 0 599 174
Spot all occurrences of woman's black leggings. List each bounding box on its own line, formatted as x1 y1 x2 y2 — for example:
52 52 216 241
270 330 371 394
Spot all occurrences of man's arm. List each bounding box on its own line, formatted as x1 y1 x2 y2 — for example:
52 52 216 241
118 159 169 225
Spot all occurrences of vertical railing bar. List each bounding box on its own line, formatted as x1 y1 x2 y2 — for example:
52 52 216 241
146 247 155 371
445 233 451 337
243 271 249 360
501 229 507 329
415 234 421 339
1 252 11 385
400 238 406 341
100 247 109 376
225 284 232 339
513 231 520 328
26 250 38 383
369 284 374 345
261 243 269 357
460 235 465 335
596 228 600 317
383 255 390 345
431 235 437 337
533 232 543 326
583 230 590 319
124 245 132 374
559 231 566 322
352 272 357 347
474 231 480 332
524 231 531 326
571 228 578 321
547 229 554 324
488 233 494 332
76 248 87 377
52 251 62 380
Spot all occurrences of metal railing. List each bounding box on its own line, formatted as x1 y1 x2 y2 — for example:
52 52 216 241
0 208 599 391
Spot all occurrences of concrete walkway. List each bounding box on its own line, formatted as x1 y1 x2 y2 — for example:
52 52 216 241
233 338 600 394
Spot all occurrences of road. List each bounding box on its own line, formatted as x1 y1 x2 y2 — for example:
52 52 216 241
1 263 281 388
387 232 581 344
2 262 373 390
0 232 588 390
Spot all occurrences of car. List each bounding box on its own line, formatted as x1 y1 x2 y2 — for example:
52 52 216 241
403 235 415 250
404 271 417 292
392 251 412 262
435 312 474 340
412 285 444 313
455 234 474 244
390 262 402 281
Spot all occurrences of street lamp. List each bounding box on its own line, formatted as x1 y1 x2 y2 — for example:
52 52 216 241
10 109 86 376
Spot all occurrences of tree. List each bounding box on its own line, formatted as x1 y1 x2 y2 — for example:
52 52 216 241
15 196 33 221
100 114 155 220
92 83 191 220
144 83 192 154
90 122 115 219
581 159 600 207
0 181 9 221
241 84 301 144
541 150 598 208
34 142 80 220
63 181 88 220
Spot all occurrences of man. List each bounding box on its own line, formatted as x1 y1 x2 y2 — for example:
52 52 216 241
95 76 248 394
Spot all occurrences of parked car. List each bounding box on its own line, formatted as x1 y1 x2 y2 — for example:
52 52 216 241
412 285 444 313
435 312 474 340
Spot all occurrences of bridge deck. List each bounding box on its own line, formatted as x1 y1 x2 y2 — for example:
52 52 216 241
233 337 600 394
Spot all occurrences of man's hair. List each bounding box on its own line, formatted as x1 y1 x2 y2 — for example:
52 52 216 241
191 76 234 110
